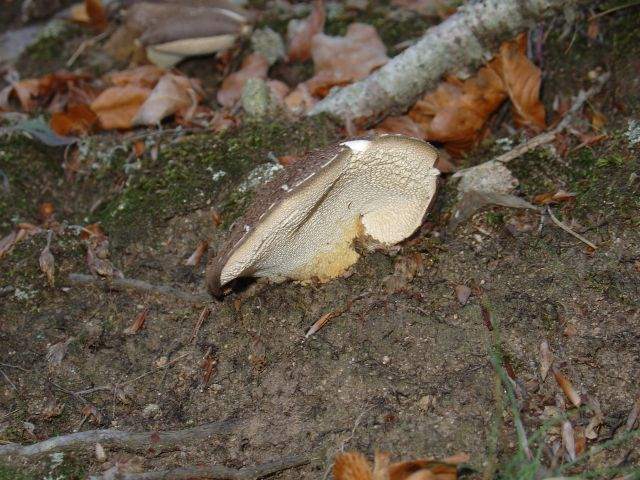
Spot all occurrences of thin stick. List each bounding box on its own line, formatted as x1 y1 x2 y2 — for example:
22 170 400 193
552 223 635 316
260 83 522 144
546 206 597 250
66 28 112 67
590 0 640 20
191 306 212 343
92 455 313 480
0 369 16 390
0 418 244 459
68 273 210 304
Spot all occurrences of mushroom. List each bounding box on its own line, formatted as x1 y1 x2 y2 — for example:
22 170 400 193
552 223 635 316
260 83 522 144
105 1 253 68
206 134 440 297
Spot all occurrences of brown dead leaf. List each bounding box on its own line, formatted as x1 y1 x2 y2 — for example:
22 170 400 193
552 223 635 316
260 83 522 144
539 340 552 381
106 65 165 88
333 452 458 480
39 202 55 223
305 23 388 97
553 369 582 408
0 223 41 260
50 103 97 136
86 0 108 30
454 285 471 305
587 18 600 40
532 189 576 205
217 53 269 107
277 155 299 167
41 398 65 419
200 348 217 385
133 73 201 126
490 34 546 131
185 240 208 266
283 83 318 114
123 307 149 335
562 420 576 461
10 71 91 112
334 452 373 480
590 108 606 130
410 68 507 155
287 0 326 62
46 338 73 366
90 85 151 129
374 115 425 139
39 243 55 287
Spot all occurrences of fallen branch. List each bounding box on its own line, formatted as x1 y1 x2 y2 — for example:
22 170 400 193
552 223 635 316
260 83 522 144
546 206 597 250
0 418 243 460
68 273 210 304
91 455 312 480
310 0 568 124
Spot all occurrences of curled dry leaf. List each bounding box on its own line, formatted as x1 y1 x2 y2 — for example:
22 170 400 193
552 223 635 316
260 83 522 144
539 340 552 381
106 65 166 88
9 71 91 112
287 0 325 62
90 85 151 129
50 103 97 136
553 368 582 408
133 73 202 126
491 34 546 131
217 53 269 107
561 420 576 461
46 338 73 366
123 307 149 335
455 285 471 305
200 348 217 385
305 23 389 97
185 240 209 266
333 451 459 480
39 243 55 287
374 115 425 139
533 189 576 205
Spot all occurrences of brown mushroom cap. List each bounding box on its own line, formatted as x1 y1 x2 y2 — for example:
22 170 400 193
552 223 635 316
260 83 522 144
206 134 440 297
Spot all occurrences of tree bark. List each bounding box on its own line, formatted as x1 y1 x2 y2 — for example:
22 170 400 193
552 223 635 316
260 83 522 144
309 0 572 125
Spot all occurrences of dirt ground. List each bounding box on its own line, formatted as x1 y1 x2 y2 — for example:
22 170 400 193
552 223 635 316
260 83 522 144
1 2 639 479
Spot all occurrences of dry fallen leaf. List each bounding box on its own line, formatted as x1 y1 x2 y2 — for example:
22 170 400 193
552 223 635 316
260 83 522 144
562 420 576 461
539 340 552 381
123 307 149 335
217 53 269 107
39 241 55 287
107 65 165 88
287 0 326 62
334 452 459 480
0 223 41 260
90 85 151 129
9 71 90 112
533 189 576 205
454 285 471 305
133 73 201 126
374 115 425 139
185 240 209 267
410 68 506 155
46 338 73 366
50 103 97 136
200 348 217 385
553 368 582 408
283 83 318 114
305 23 389 97
490 34 546 131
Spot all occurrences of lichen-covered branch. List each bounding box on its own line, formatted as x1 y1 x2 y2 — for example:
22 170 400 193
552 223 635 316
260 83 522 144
309 0 571 124
0 419 243 460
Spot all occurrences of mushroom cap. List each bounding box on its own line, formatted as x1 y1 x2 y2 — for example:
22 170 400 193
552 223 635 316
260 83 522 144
206 134 439 297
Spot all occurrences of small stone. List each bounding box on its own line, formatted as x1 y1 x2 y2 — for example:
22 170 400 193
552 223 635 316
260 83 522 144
95 442 107 462
250 27 285 66
382 355 390 365
455 285 472 305
142 403 161 419
417 394 435 412
241 78 277 119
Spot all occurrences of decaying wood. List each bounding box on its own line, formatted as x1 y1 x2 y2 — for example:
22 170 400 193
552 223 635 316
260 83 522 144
310 0 570 124
0 418 243 460
92 455 312 480
68 273 210 304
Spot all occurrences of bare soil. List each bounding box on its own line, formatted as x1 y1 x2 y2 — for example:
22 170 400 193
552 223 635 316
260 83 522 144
1 3 639 479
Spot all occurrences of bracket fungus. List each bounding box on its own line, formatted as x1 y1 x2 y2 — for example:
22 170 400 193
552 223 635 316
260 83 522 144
206 135 440 297
106 1 253 68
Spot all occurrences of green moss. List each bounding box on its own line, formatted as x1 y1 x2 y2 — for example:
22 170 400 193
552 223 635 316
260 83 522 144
96 116 338 246
25 21 82 62
0 464 34 480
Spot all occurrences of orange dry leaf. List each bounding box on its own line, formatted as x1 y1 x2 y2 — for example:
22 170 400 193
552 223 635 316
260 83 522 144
374 115 425 139
334 452 459 480
185 240 208 267
217 53 269 107
532 189 575 205
133 73 202 126
10 71 90 112
106 65 165 88
553 368 582 408
50 103 97 136
287 0 326 62
305 23 388 97
490 34 546 131
409 68 506 155
86 0 108 30
284 83 317 114
123 307 149 335
90 85 151 129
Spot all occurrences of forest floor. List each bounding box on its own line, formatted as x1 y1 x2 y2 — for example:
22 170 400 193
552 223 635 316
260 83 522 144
1 2 639 479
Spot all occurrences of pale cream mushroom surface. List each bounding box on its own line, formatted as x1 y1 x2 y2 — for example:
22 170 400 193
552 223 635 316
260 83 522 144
206 134 440 297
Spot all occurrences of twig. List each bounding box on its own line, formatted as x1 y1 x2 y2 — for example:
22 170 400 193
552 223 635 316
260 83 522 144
546 206 597 250
590 0 640 20
0 418 244 460
68 273 210 304
191 306 212 343
0 368 16 390
66 28 112 67
73 352 190 396
305 292 370 338
491 72 611 165
90 455 313 480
